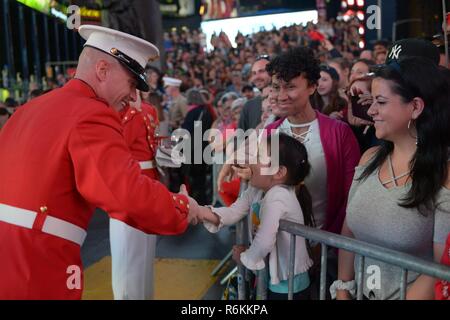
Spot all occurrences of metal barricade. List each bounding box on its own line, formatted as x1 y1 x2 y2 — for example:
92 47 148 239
277 220 450 300
235 181 249 300
256 257 269 300
209 152 229 281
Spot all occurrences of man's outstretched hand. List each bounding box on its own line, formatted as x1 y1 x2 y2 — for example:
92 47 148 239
179 184 201 225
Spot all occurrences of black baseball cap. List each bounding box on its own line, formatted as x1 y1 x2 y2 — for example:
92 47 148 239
385 38 440 65
320 64 340 81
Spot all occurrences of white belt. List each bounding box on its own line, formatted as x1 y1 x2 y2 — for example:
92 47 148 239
139 160 156 170
0 203 87 246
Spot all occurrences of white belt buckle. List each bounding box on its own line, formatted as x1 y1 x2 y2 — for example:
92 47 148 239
0 203 86 246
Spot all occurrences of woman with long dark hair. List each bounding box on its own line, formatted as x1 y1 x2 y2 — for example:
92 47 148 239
336 57 450 300
314 64 348 119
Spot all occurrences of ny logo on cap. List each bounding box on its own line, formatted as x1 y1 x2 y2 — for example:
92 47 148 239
389 44 402 60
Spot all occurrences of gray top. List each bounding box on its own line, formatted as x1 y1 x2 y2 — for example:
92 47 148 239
346 163 450 300
238 96 262 131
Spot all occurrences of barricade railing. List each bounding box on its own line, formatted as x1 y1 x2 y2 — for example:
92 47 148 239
210 162 449 301
273 220 450 300
236 181 249 300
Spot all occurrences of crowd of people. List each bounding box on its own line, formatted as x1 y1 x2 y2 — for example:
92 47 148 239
0 14 449 301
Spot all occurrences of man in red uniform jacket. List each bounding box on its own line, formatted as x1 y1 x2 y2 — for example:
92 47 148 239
110 94 162 300
0 25 199 299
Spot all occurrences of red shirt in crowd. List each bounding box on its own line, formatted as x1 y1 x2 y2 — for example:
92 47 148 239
435 233 450 300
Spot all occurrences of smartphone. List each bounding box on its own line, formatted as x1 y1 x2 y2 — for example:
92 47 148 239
351 95 372 122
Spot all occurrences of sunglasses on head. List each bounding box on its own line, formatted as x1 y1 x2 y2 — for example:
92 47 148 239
256 54 270 62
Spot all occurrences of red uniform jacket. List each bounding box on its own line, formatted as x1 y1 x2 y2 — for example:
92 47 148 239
120 102 159 179
0 80 189 299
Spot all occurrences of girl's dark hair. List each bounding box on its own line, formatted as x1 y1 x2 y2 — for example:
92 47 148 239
266 46 321 86
267 133 315 227
319 77 348 115
358 57 450 215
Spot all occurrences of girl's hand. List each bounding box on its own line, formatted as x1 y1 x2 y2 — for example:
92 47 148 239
179 184 200 225
232 245 247 265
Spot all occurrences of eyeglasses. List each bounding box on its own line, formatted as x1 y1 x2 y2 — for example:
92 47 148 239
256 54 270 62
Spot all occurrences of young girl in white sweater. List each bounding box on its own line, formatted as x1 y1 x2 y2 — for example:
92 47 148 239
199 133 315 300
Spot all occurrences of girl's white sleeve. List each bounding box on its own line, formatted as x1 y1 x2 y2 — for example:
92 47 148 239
240 188 286 270
203 187 255 233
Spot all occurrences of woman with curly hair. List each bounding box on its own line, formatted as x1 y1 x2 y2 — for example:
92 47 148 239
266 46 360 235
260 47 361 298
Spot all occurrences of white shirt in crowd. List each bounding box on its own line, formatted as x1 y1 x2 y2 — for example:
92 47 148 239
204 185 313 285
279 119 328 229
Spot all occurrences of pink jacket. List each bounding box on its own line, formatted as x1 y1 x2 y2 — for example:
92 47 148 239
266 111 360 234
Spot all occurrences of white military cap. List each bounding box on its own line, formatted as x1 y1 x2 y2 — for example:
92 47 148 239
78 24 160 92
163 76 182 87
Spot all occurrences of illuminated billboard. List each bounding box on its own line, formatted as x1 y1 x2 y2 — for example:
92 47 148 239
17 0 50 13
160 0 196 17
16 0 101 22
201 0 238 20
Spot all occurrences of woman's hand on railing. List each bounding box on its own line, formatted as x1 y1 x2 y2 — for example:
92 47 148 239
335 289 353 300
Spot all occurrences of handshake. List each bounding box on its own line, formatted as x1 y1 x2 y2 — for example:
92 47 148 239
180 184 205 225
178 184 216 225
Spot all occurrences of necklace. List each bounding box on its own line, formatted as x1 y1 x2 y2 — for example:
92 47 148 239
285 118 315 128
291 130 311 143
381 154 411 187
281 119 313 143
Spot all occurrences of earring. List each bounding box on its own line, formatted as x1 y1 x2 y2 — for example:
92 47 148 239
408 120 418 146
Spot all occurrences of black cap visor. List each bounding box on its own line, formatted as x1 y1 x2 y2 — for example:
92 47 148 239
86 45 149 92
109 47 149 92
